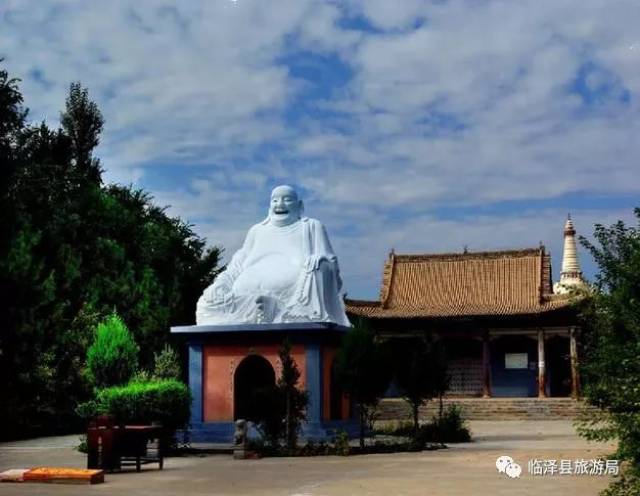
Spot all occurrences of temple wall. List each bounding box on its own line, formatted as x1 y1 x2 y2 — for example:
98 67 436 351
447 358 483 396
202 343 306 422
321 346 349 421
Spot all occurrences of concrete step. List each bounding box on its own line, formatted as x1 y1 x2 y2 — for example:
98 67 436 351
378 397 594 421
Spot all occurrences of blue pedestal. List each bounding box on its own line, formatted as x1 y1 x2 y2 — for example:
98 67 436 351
172 322 353 443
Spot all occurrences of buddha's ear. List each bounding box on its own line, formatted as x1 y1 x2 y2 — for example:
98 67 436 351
262 204 271 223
298 200 305 216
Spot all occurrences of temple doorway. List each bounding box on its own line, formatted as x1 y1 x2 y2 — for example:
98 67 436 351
546 336 571 397
490 336 538 397
441 338 483 396
234 355 276 421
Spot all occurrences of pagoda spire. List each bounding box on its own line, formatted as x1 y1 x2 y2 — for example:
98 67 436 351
554 214 585 294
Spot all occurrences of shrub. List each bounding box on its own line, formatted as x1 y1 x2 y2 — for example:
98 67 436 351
153 345 182 380
76 434 88 454
131 369 153 383
601 473 640 496
415 405 471 445
433 404 470 442
86 313 139 388
334 430 350 456
95 379 191 433
373 420 414 437
75 400 103 422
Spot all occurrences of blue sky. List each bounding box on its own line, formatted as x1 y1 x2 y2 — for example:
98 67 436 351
2 0 639 299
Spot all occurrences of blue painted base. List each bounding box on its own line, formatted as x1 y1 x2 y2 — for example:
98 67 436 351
176 323 356 443
186 420 361 443
187 422 235 443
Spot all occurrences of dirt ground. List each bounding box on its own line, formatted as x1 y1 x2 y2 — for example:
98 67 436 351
0 420 618 495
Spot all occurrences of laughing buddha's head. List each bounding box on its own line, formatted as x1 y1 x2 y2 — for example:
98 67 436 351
269 185 303 227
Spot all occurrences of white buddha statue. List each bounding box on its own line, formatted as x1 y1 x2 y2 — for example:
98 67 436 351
196 185 351 326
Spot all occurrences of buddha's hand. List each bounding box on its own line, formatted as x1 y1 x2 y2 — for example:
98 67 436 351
204 278 232 304
304 254 331 272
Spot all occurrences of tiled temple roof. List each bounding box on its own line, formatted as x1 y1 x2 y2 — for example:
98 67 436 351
345 247 573 319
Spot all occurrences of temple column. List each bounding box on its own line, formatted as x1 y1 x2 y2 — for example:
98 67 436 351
537 329 546 398
304 343 325 439
570 327 580 398
482 331 492 398
188 342 203 425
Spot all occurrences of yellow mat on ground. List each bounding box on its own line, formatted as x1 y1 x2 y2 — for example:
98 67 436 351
1 467 104 484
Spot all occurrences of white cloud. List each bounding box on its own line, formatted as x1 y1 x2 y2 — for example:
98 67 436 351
1 0 639 300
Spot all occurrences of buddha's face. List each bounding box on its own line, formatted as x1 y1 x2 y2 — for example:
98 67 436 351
269 185 302 226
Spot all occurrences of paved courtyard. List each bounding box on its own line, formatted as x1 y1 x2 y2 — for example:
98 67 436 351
0 420 618 495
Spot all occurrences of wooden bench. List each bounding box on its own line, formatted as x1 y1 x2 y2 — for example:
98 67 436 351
87 417 164 472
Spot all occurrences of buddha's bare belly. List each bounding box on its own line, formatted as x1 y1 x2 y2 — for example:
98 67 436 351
232 253 302 296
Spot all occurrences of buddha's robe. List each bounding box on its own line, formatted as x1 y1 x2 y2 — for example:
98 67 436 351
196 217 350 326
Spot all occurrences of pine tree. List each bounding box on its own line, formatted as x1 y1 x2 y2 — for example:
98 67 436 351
60 82 104 183
87 312 139 388
278 339 308 451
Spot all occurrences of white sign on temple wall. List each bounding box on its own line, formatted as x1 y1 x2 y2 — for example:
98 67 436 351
505 353 528 369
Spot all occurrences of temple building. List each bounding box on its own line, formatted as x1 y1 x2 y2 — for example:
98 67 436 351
345 217 586 399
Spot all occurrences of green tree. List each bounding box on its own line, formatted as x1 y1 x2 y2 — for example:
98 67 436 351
429 340 450 421
60 81 104 183
335 318 391 448
278 339 308 451
0 66 66 439
577 208 640 495
0 59 27 196
78 184 222 367
392 335 449 435
153 344 182 380
87 313 139 388
0 64 221 440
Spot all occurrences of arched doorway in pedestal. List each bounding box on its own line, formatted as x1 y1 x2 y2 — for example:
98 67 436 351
234 355 276 421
